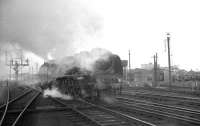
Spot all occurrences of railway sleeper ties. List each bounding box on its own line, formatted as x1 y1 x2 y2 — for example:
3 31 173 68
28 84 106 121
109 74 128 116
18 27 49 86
121 92 200 109
122 91 200 103
78 109 130 126
0 89 32 109
0 91 40 126
124 89 200 100
54 98 129 126
0 82 10 125
118 98 200 119
79 99 156 126
50 98 104 126
117 97 200 114
117 99 200 125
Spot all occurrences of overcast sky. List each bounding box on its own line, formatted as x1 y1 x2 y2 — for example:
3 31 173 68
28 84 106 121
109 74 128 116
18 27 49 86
91 0 200 70
1 0 200 71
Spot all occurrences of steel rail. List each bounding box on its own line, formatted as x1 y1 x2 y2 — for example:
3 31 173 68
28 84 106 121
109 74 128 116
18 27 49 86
0 89 32 109
122 90 200 101
11 91 40 126
0 81 10 126
122 91 200 104
126 87 200 96
117 96 200 114
0 86 40 126
51 98 103 126
117 98 200 125
78 99 156 126
31 88 156 126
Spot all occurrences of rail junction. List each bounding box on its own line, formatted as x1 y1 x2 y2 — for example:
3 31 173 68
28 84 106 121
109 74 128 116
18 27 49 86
0 82 200 126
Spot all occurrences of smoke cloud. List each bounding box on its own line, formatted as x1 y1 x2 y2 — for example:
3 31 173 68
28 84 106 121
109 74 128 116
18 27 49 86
59 48 112 72
0 0 102 59
39 48 112 80
43 87 73 100
0 42 44 79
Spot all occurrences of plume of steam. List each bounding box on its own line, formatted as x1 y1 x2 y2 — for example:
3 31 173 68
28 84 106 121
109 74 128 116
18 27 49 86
60 48 112 72
43 87 73 100
0 0 102 59
39 48 112 80
0 43 44 80
39 48 123 101
0 43 23 79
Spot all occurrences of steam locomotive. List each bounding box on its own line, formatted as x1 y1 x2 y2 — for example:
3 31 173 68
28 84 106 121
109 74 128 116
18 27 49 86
40 73 122 100
39 54 123 100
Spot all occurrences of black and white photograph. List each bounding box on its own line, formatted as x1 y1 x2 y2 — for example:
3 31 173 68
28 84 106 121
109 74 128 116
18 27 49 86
0 0 200 126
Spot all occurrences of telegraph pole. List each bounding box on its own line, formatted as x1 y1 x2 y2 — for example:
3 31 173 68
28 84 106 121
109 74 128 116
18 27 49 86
155 53 158 87
167 33 172 89
128 50 131 83
154 53 158 87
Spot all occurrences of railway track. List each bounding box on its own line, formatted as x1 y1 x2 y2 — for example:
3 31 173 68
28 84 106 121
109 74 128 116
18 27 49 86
54 98 156 126
123 88 200 101
0 88 32 110
121 90 200 109
20 95 101 126
2 86 150 126
0 85 154 126
92 98 200 126
3 94 100 126
0 82 9 125
0 83 29 106
5 83 200 126
0 85 40 126
16 93 150 126
116 96 200 125
126 87 200 97
9 86 30 100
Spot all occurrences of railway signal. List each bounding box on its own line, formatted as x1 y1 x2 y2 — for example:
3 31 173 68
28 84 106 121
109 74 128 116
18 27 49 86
5 50 29 81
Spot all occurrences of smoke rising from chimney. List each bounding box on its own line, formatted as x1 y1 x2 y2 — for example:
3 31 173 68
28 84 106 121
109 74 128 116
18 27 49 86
39 48 112 80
